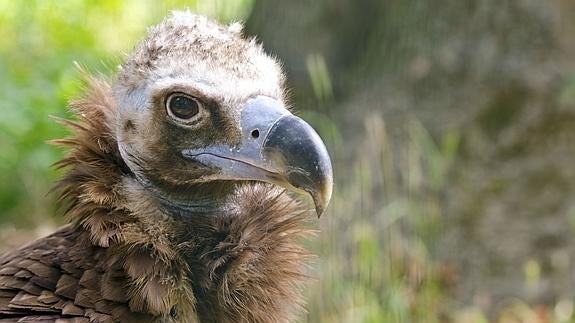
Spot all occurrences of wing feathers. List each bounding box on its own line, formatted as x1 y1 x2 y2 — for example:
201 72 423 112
0 226 153 322
60 302 84 316
55 275 79 300
36 291 59 305
0 268 18 276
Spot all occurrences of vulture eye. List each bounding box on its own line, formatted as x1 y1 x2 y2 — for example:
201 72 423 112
166 93 202 121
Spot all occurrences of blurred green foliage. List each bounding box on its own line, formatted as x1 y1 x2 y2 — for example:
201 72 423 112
304 115 458 322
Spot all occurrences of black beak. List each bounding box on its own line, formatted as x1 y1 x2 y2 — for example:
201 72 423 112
182 96 333 217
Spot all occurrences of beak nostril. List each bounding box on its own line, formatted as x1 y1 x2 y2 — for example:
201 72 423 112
251 129 260 139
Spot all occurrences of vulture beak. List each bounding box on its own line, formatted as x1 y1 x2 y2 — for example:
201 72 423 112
182 96 333 217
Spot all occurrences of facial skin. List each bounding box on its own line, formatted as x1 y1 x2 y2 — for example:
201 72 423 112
113 12 332 216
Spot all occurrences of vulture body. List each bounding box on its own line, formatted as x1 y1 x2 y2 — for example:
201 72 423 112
0 11 332 323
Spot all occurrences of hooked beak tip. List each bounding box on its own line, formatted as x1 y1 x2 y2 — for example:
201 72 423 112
310 178 333 218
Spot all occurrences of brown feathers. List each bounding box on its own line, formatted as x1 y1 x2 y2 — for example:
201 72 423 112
1 68 314 323
1 11 316 323
181 185 315 323
51 75 130 249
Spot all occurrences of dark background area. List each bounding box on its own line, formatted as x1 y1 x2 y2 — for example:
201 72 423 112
2 1 575 321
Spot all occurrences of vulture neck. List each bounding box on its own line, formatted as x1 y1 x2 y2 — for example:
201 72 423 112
54 78 313 322
136 175 229 215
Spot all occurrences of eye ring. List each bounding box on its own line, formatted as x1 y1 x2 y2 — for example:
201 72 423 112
165 92 203 121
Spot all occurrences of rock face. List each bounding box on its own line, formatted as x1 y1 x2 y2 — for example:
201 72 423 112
247 0 575 313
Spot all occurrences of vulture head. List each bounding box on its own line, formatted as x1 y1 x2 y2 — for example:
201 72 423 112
0 10 333 323
114 12 332 216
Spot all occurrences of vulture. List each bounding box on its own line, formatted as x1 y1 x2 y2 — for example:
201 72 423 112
0 11 332 323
